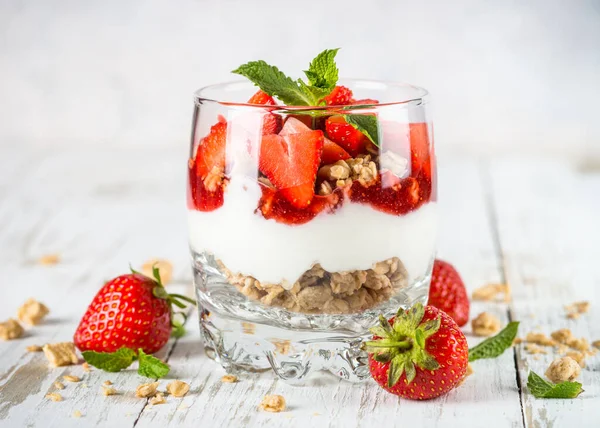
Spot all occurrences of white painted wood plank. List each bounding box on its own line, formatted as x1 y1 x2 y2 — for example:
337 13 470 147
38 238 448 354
135 155 524 428
0 147 194 427
489 159 600 427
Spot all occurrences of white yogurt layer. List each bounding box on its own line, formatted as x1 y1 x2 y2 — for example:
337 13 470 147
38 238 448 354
188 176 438 285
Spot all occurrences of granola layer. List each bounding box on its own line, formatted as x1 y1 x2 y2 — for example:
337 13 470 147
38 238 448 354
217 257 408 314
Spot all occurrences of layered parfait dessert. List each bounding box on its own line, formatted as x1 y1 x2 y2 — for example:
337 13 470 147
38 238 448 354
188 50 437 319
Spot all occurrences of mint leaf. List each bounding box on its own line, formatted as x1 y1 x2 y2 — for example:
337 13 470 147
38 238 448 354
527 371 583 399
232 61 313 106
137 349 170 379
469 321 519 362
82 348 136 372
304 48 339 89
343 114 380 146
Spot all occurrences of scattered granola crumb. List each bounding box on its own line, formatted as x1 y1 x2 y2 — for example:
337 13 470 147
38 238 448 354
565 351 586 367
241 322 256 335
593 340 600 349
471 283 511 302
556 344 569 354
471 312 501 337
221 374 238 383
63 375 81 383
545 356 581 383
26 345 43 352
525 332 556 347
54 381 65 390
39 254 60 265
102 385 118 396
259 395 286 413
17 298 50 325
142 259 173 285
524 343 547 355
46 392 63 402
0 318 24 341
103 380 113 386
149 392 166 405
72 410 82 418
550 328 573 345
566 312 580 320
82 362 91 372
166 380 190 397
272 340 291 355
136 382 159 398
567 337 590 352
42 342 78 367
513 338 523 346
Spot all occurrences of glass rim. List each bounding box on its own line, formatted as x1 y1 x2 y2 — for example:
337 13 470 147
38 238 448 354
193 78 430 110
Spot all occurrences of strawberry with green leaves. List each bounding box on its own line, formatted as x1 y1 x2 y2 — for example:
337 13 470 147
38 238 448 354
366 303 519 400
74 266 195 377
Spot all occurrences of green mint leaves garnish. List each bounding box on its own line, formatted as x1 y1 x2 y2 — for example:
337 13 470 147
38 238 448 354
344 114 380 146
468 321 519 362
137 349 170 378
527 371 583 399
82 347 170 379
232 48 340 106
82 347 137 372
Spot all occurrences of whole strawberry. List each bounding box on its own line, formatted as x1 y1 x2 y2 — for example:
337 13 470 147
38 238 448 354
74 267 195 354
428 259 470 327
366 303 468 400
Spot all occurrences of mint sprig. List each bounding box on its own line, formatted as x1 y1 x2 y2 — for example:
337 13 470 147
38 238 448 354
82 347 170 379
468 321 519 362
527 371 583 399
232 48 340 106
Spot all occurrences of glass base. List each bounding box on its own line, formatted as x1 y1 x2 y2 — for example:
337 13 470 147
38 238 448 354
193 250 432 383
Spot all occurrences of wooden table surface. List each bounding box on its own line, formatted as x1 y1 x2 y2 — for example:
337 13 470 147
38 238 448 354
0 146 598 427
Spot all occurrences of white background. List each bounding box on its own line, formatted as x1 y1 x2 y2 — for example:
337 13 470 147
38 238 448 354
1 0 599 158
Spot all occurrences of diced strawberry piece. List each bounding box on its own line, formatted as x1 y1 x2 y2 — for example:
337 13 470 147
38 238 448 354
194 121 227 179
262 113 282 135
323 86 354 105
258 184 341 225
321 138 351 164
248 90 277 105
351 98 379 105
350 175 427 215
325 115 367 157
280 116 311 135
187 159 224 211
259 131 324 208
409 123 432 179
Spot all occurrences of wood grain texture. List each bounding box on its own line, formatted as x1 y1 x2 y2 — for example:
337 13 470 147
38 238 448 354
0 148 597 427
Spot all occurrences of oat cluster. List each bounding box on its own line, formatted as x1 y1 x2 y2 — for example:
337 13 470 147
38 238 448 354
219 257 408 314
471 312 501 337
545 356 581 383
259 395 286 413
43 342 79 367
317 155 378 194
471 283 511 303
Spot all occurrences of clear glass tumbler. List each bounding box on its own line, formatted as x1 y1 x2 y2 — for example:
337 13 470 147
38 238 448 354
188 79 437 383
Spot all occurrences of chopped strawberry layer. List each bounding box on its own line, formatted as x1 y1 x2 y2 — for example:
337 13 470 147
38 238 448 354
259 131 324 208
258 184 342 225
325 115 367 157
188 161 225 211
409 123 432 180
248 90 277 105
323 85 354 105
349 173 431 215
321 138 351 164
194 120 227 179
